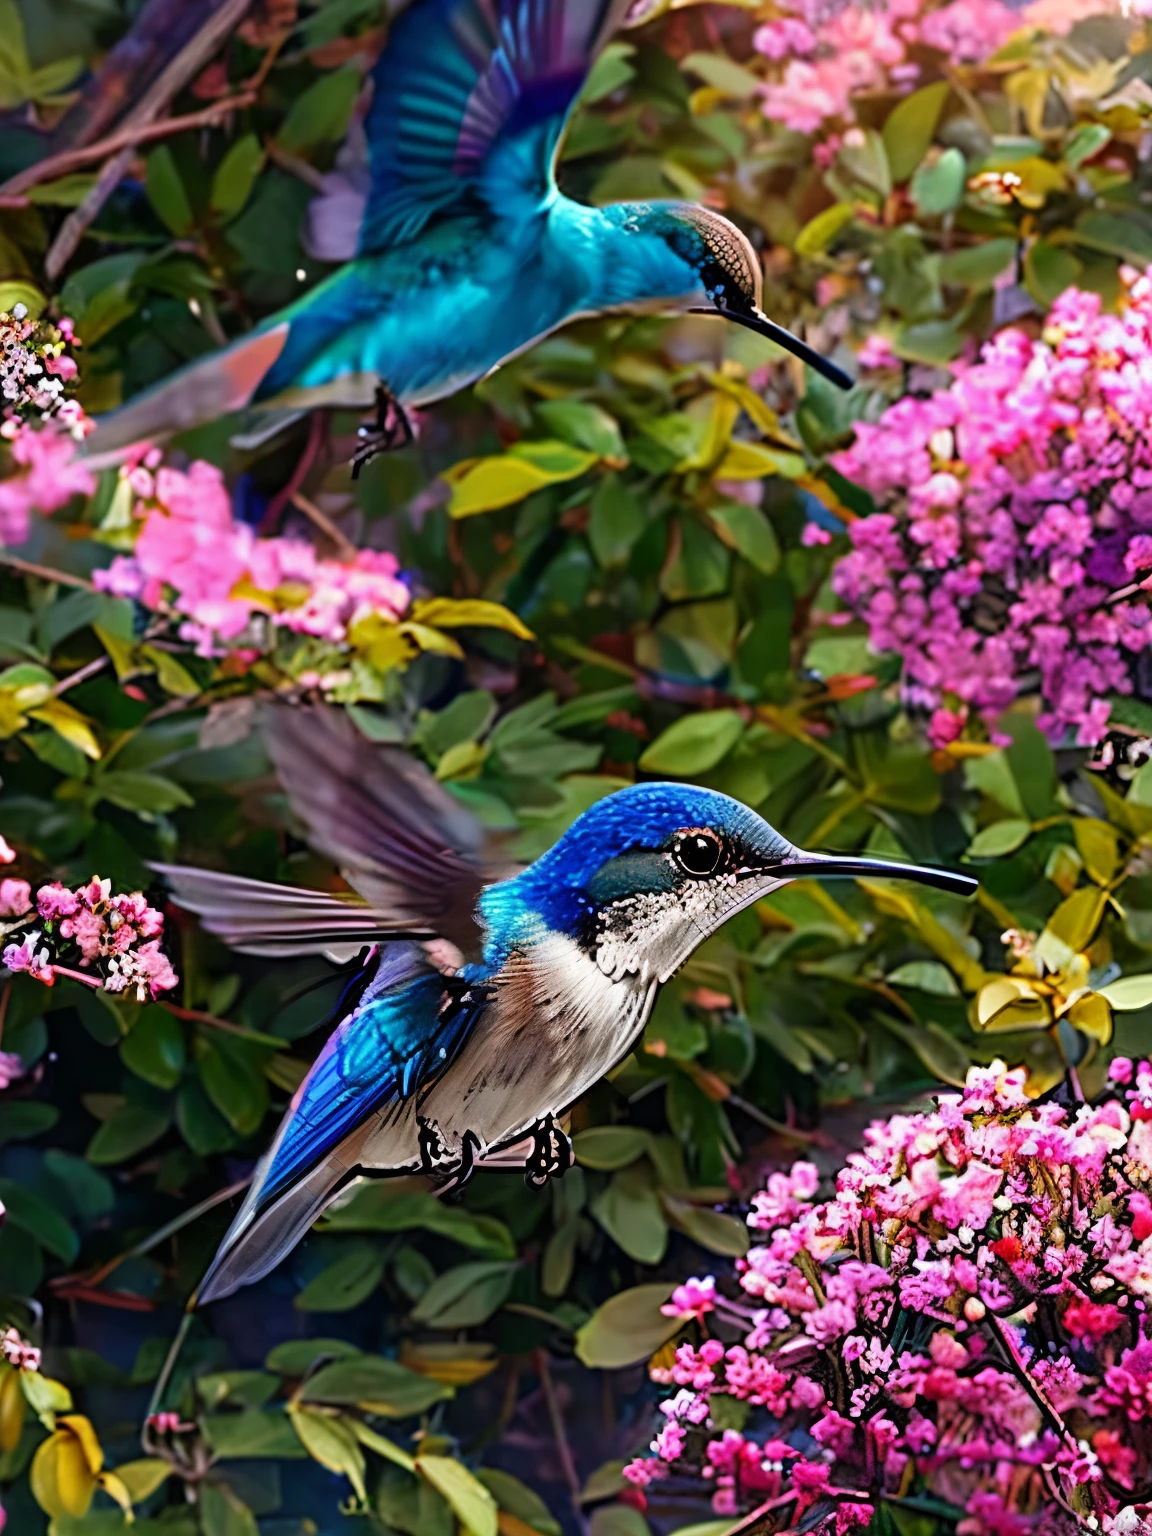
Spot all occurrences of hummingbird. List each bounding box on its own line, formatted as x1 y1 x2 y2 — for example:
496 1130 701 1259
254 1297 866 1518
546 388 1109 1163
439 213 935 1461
86 0 851 462
158 707 974 1306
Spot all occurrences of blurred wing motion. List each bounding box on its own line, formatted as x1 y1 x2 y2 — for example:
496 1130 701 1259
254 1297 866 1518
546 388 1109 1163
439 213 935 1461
155 704 516 962
195 943 487 1305
359 0 631 249
148 866 412 960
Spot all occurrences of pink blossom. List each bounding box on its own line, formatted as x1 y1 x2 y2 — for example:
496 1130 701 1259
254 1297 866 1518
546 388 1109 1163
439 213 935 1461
0 1053 23 1091
662 1276 717 1321
1 1327 39 1373
0 879 30 918
857 333 899 370
631 1058 1152 1531
0 837 14 865
831 274 1152 745
35 881 79 921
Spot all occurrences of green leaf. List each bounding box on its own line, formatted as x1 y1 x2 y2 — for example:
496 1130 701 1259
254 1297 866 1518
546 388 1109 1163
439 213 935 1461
94 770 194 814
911 147 966 216
278 67 361 153
1064 122 1110 168
300 1354 452 1416
409 1261 516 1329
680 51 761 97
197 1038 268 1135
477 1469 561 1536
120 1005 184 1089
882 81 950 181
638 709 744 775
0 1178 78 1262
1099 976 1152 1011
446 442 597 517
202 1408 309 1459
265 1338 361 1375
881 1017 971 1088
1075 209 1152 265
968 819 1031 857
591 1171 668 1264
324 1185 515 1258
200 1482 260 1536
113 1458 171 1503
0 1100 58 1145
708 502 780 575
289 1406 367 1502
294 1245 385 1312
1024 238 1082 305
210 133 265 221
145 145 193 236
939 238 1017 290
417 1456 498 1536
86 1104 170 1165
535 400 626 461
572 1126 651 1170
575 1284 681 1369
794 202 855 259
662 1196 749 1257
886 961 960 997
591 1507 650 1536
588 474 645 569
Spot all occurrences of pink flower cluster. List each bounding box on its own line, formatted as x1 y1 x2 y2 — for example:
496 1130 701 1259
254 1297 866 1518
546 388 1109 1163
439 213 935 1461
830 277 1152 746
0 419 95 547
1 305 81 424
754 0 1116 137
94 456 410 656
1 1327 40 1374
625 1059 1152 1535
2 876 177 1001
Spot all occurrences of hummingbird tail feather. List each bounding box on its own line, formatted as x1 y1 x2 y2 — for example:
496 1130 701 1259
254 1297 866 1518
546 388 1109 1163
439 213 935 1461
194 1151 354 1307
84 322 292 457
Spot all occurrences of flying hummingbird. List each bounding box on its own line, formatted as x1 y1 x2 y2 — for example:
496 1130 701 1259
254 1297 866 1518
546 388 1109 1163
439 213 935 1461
157 707 973 1306
87 0 851 462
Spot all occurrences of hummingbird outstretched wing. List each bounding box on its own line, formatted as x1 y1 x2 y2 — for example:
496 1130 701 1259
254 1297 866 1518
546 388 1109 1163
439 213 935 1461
359 0 631 249
156 705 517 963
195 942 489 1305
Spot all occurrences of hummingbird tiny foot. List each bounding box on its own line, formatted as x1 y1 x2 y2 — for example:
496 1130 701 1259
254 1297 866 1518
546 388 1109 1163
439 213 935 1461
524 1113 572 1189
431 1130 483 1195
417 1115 453 1175
350 383 414 479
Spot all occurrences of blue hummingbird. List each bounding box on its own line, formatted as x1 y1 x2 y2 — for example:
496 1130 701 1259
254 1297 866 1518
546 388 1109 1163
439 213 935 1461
86 0 850 462
157 707 975 1306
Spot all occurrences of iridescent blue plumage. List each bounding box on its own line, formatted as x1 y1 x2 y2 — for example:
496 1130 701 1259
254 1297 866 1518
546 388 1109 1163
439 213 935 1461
88 0 849 455
180 724 973 1308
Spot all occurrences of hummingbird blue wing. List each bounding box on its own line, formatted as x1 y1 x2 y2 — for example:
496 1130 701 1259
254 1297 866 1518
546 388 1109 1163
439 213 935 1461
360 0 631 249
195 944 489 1305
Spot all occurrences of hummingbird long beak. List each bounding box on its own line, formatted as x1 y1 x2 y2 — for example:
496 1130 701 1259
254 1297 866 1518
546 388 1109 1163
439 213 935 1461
688 304 853 391
783 850 977 898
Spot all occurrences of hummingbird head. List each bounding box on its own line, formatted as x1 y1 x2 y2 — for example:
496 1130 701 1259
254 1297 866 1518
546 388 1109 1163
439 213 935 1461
613 202 853 391
484 783 975 986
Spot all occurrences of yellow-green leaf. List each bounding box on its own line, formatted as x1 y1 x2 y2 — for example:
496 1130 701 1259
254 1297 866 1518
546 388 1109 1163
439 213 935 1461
1046 886 1107 953
288 1407 367 1503
1074 819 1120 886
27 698 101 760
575 1283 681 1369
882 80 950 181
794 202 855 259
445 442 596 517
113 1456 171 1503
410 598 534 640
417 1455 499 1536
1099 975 1152 1012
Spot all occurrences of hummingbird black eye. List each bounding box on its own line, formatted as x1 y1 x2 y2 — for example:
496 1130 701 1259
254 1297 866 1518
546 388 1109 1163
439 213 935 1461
672 829 726 879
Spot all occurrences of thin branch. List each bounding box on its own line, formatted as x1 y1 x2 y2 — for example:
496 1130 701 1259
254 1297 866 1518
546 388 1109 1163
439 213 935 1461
45 0 255 280
535 1350 588 1534
53 655 110 697
0 552 94 590
265 139 329 192
0 95 256 203
158 1000 287 1049
292 493 359 563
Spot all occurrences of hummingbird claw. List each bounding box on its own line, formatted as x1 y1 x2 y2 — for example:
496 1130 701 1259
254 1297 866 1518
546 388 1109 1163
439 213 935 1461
350 382 415 478
524 1113 572 1189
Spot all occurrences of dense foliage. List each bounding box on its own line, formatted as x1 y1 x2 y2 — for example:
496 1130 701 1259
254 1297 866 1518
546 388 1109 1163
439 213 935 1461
3 0 1152 1534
